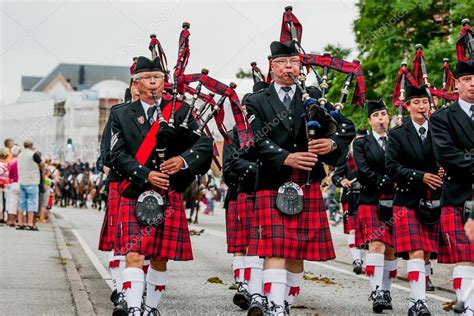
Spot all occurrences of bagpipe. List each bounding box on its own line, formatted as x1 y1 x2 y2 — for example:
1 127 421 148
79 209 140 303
146 22 253 171
278 6 366 186
391 19 474 120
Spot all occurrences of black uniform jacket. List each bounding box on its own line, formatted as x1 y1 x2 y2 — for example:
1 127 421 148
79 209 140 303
429 101 474 206
386 118 439 207
332 153 357 204
110 98 213 198
222 130 239 209
353 133 394 205
245 83 356 190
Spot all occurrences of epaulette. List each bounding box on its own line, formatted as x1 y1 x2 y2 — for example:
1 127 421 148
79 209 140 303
111 101 130 111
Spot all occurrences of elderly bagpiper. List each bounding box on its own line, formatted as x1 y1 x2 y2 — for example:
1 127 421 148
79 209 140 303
430 60 474 315
386 84 444 316
331 129 366 275
245 41 355 315
110 56 213 316
353 99 397 313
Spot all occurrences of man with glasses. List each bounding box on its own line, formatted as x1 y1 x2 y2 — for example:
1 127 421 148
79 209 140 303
109 56 213 315
245 41 355 315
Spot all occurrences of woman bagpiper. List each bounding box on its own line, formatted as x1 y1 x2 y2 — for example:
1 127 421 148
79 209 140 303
353 100 397 313
386 85 443 316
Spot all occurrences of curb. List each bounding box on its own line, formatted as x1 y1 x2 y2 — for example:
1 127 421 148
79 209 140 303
51 213 96 315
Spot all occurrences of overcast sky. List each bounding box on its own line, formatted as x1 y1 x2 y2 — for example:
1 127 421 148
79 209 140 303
0 0 358 104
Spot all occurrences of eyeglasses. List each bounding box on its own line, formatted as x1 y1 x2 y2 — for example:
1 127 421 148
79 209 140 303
272 58 300 66
137 75 163 82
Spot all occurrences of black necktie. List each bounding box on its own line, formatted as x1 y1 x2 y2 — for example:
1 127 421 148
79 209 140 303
282 86 292 108
418 126 426 142
379 136 387 151
470 104 474 121
147 106 156 126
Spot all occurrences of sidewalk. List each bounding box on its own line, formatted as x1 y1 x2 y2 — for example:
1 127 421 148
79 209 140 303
0 221 77 315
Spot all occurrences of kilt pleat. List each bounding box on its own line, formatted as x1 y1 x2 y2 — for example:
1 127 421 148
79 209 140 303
98 182 119 251
355 204 392 247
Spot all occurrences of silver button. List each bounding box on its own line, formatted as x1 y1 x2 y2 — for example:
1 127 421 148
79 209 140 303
410 177 413 180
249 165 252 169
196 155 200 159
294 144 297 148
266 140 270 144
129 177 132 180
335 132 339 135
289 117 292 120
139 165 142 168
270 146 274 149
190 150 193 153
341 129 346 133
144 179 147 183
278 148 282 152
133 171 137 175
342 123 347 127
413 172 416 175
447 177 451 180
401 189 404 192
152 160 156 164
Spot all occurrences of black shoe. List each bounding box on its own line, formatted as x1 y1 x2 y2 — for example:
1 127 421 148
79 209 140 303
112 293 128 316
110 289 118 305
426 276 435 292
284 301 291 315
369 289 385 314
233 283 251 310
408 299 431 316
382 290 393 310
352 259 363 275
267 301 286 315
247 294 268 316
143 304 160 316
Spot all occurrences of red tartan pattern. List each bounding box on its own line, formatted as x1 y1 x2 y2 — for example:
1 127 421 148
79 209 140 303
98 182 120 251
235 192 255 250
437 206 474 264
225 200 246 253
342 201 357 234
247 169 335 261
113 190 193 261
355 204 392 248
392 206 439 258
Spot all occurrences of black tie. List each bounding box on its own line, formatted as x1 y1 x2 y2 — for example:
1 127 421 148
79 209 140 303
471 104 474 121
147 106 156 126
419 126 426 142
379 136 387 151
282 86 292 109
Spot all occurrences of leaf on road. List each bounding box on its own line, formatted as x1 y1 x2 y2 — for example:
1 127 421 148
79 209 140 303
303 273 337 285
228 283 238 290
442 300 456 311
207 276 223 284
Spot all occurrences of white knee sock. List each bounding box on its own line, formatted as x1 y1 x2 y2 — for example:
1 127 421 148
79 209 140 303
382 259 397 291
348 234 362 261
108 252 125 292
122 268 145 315
407 259 426 307
365 253 384 292
144 268 168 311
244 256 263 295
232 256 245 283
286 271 304 309
263 269 287 308
453 266 474 316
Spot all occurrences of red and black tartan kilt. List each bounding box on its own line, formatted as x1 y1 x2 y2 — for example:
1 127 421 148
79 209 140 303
236 192 255 250
98 181 119 251
247 169 335 261
355 204 392 248
342 201 357 234
392 206 439 258
114 190 193 261
226 200 246 253
438 206 474 264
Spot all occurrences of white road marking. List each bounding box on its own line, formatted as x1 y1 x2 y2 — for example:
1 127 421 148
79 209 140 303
191 224 453 303
71 228 114 290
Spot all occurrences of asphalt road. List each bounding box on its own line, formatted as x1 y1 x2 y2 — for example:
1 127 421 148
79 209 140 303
52 202 457 316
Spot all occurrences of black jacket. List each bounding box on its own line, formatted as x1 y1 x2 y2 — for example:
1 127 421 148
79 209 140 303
332 153 357 203
245 83 355 190
353 133 394 205
110 98 213 198
222 130 239 209
429 101 474 206
386 119 439 207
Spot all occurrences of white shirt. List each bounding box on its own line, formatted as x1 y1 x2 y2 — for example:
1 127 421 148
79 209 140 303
372 130 387 149
411 120 429 138
274 82 296 104
458 98 474 119
141 98 161 121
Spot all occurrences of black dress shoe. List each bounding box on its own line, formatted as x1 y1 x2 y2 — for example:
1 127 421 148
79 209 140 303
143 304 161 316
233 283 251 310
110 289 118 305
352 259 363 275
408 300 431 316
247 294 268 316
382 291 393 310
369 289 385 314
426 276 435 291
112 293 128 316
